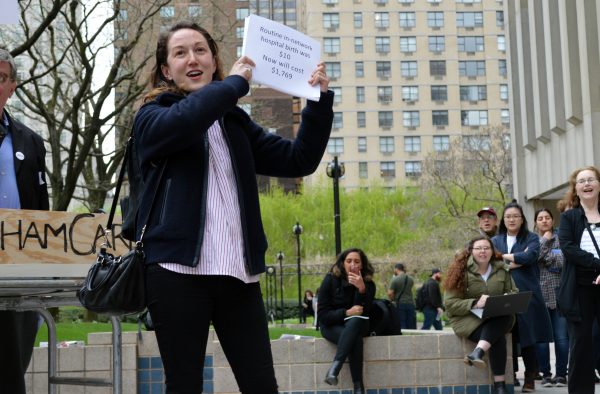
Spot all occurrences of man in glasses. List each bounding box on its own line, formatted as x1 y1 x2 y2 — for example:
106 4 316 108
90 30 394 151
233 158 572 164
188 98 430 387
0 46 49 394
477 207 498 238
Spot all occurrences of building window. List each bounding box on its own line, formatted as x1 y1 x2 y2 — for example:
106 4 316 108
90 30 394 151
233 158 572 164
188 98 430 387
356 87 365 103
461 110 488 126
375 0 388 4
501 109 510 125
427 12 444 28
497 35 506 51
499 59 507 76
404 136 421 152
402 86 418 101
405 161 422 178
380 162 396 178
459 60 486 76
354 12 363 28
236 8 249 20
323 0 339 4
355 37 364 53
333 112 344 128
160 6 175 18
458 36 484 52
357 113 366 128
379 111 394 128
496 11 504 26
500 84 509 100
430 60 446 76
430 85 447 101
331 87 342 104
359 162 368 179
432 110 449 126
456 12 483 28
375 36 391 53
118 9 128 21
323 13 340 29
326 62 341 79
378 86 393 103
399 12 416 27
375 12 390 28
188 5 202 18
401 61 418 77
236 27 244 39
403 111 419 127
456 0 481 3
324 38 341 54
355 61 364 77
460 85 487 101
428 0 442 3
376 61 391 78
325 62 342 78
433 135 450 152
358 136 367 152
327 137 344 154
463 135 491 151
380 136 395 153
237 46 243 57
398 0 414 3
400 36 416 52
428 36 445 52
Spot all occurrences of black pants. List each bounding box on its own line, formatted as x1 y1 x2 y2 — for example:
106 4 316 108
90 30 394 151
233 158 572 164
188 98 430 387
511 319 538 375
468 315 513 376
567 285 600 394
146 265 278 394
320 317 369 383
0 311 39 394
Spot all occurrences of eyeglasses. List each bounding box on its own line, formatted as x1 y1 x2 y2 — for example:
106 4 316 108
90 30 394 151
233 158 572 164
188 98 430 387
504 215 522 220
472 246 491 251
0 72 13 84
576 178 599 185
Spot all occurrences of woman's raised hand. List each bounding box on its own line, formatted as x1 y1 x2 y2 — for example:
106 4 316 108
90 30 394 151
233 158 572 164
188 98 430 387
230 56 256 81
308 62 330 92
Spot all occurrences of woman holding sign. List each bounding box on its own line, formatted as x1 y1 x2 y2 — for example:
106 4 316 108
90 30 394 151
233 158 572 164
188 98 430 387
444 236 516 394
133 21 333 393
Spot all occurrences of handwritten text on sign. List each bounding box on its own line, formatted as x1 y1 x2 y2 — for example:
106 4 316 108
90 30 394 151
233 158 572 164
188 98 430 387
242 14 321 101
0 209 131 264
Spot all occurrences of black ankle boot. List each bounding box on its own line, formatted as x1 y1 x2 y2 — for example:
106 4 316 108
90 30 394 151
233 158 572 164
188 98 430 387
493 381 507 394
464 347 486 369
324 360 343 385
353 381 365 394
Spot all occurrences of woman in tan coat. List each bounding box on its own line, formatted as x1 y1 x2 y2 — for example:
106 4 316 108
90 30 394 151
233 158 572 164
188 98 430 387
444 236 517 394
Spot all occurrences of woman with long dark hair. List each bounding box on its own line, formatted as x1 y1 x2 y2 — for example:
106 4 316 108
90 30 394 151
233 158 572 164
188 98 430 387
557 166 600 393
134 21 333 393
445 236 516 394
533 208 568 387
492 200 551 392
318 248 376 394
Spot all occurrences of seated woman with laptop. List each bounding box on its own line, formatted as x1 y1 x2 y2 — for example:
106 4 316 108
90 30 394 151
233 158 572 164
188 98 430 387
444 236 517 394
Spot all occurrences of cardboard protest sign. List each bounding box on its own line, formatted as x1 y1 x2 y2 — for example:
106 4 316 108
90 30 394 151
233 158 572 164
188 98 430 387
242 14 321 101
0 208 131 265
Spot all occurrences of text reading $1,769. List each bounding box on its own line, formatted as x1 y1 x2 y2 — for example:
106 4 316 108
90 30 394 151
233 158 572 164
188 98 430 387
271 67 293 79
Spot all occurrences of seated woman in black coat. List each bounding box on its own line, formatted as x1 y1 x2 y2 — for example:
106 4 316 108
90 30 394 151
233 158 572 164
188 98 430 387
317 248 375 394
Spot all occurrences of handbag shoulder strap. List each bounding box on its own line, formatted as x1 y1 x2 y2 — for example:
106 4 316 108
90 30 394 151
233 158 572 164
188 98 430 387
585 221 600 258
105 129 167 243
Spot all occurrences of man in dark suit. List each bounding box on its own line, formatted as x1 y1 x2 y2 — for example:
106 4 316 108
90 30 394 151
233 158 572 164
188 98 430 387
0 46 50 394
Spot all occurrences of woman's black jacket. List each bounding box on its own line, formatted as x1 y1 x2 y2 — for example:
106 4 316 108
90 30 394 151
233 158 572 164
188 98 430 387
317 272 376 327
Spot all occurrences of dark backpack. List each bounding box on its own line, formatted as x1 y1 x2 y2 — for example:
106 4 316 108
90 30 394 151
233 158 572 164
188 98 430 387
368 299 402 336
415 284 429 311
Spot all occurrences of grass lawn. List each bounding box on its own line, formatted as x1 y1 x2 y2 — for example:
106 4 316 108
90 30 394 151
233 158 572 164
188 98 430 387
35 321 321 347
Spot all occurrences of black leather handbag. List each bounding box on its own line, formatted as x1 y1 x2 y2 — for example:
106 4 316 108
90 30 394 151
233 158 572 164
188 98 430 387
77 137 166 315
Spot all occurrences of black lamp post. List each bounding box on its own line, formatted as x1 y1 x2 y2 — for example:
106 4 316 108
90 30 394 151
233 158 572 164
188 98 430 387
277 251 285 325
293 222 303 323
326 156 345 255
265 266 276 324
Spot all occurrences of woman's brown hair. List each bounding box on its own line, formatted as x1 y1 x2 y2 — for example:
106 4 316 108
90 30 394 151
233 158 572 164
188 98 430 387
558 166 600 210
143 21 225 102
444 236 502 295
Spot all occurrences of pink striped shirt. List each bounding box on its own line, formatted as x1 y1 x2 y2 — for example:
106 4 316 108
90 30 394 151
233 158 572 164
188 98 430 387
159 121 259 283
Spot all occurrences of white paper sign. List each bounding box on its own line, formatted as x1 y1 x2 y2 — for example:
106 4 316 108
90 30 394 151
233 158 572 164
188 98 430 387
0 0 19 24
242 14 321 101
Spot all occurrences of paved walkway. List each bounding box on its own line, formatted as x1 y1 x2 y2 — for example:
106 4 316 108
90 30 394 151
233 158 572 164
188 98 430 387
515 345 568 393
